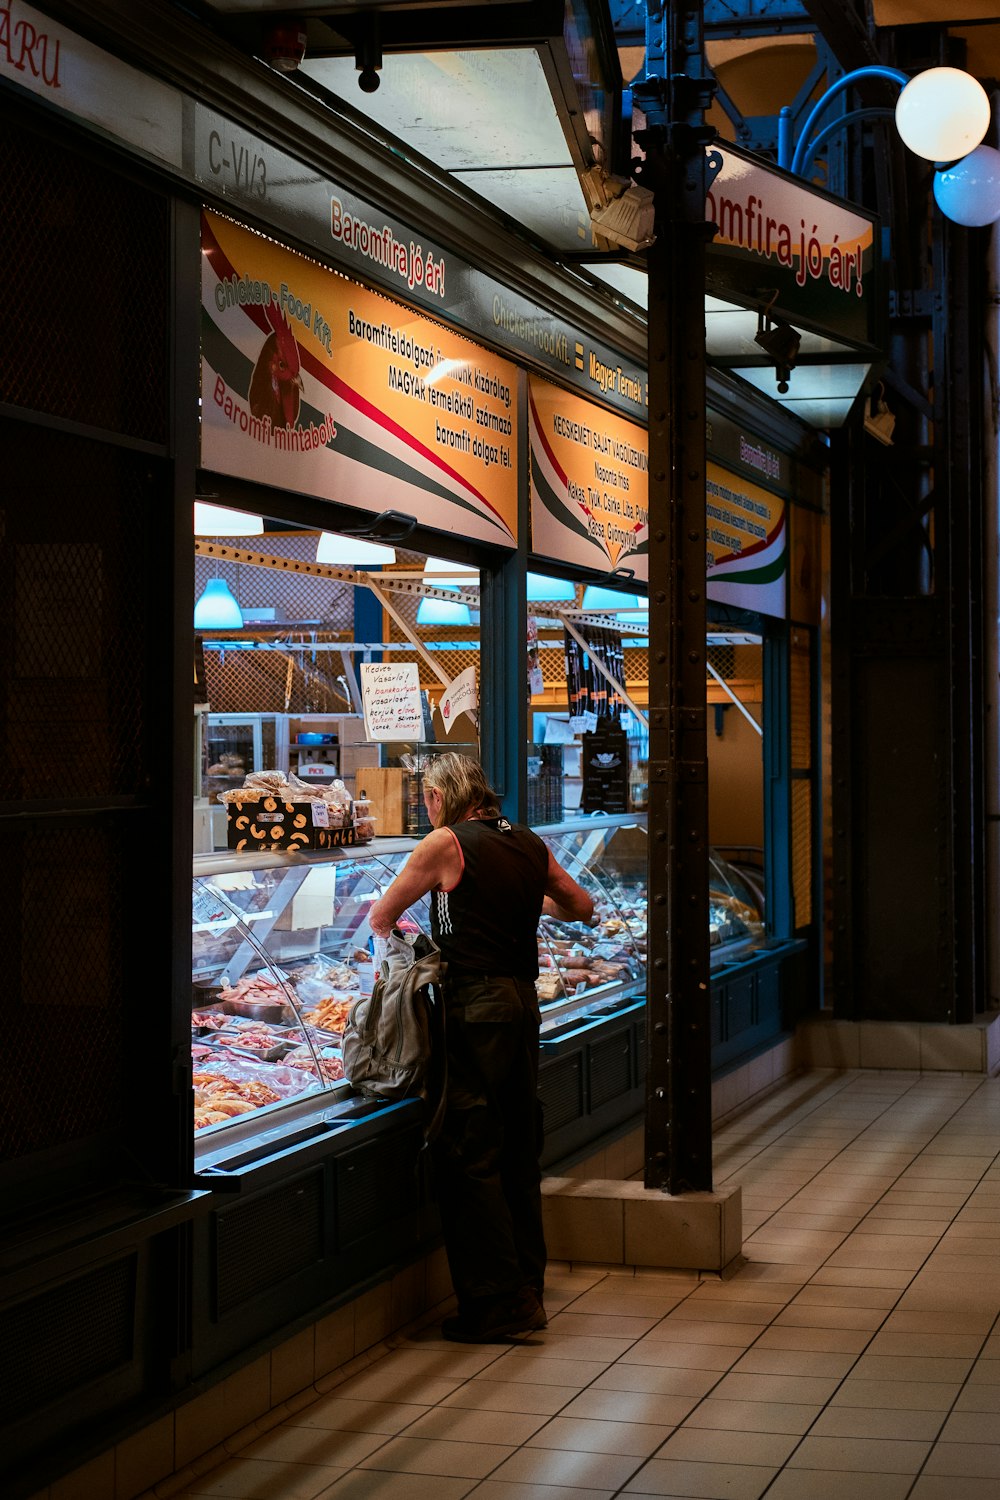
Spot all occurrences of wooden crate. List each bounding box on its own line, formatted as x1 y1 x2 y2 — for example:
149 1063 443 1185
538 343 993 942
356 766 409 836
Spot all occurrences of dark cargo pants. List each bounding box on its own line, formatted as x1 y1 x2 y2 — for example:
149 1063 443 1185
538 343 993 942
432 973 546 1313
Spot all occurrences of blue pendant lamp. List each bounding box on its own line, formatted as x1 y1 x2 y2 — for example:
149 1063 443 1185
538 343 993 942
194 576 244 630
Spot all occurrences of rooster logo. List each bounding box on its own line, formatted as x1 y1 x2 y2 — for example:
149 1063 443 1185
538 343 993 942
249 299 303 429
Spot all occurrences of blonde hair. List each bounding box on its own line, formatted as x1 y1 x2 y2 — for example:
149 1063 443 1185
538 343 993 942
422 752 500 826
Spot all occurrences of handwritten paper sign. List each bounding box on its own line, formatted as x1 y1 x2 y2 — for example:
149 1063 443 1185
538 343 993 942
439 665 478 734
360 661 424 741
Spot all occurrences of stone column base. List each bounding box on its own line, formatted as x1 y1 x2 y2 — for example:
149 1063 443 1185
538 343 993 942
541 1177 742 1272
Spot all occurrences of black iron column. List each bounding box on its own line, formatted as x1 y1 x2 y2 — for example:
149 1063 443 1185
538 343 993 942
633 2 717 1193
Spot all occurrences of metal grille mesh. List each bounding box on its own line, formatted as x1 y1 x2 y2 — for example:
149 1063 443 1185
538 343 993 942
2 421 151 799
1 1255 136 1422
790 636 812 770
216 1173 324 1315
707 644 736 679
792 779 813 928
2 124 169 440
589 1030 632 1110
538 1055 584 1132
0 824 127 1157
196 535 355 628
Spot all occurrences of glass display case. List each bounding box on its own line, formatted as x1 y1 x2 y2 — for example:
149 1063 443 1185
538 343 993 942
190 822 766 1152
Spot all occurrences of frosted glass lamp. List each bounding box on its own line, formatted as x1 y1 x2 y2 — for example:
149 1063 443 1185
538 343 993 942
933 144 1000 226
316 532 396 565
895 67 990 163
416 596 472 625
194 577 244 630
193 502 263 535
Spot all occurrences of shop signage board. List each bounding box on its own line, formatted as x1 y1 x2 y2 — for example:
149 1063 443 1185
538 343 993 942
529 375 649 579
0 2 184 168
704 460 786 617
532 379 789 617
707 146 877 346
191 105 648 423
202 210 518 547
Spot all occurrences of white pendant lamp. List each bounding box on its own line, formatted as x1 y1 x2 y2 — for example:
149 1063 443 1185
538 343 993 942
194 577 244 630
316 532 396 565
194 502 264 535
895 67 991 163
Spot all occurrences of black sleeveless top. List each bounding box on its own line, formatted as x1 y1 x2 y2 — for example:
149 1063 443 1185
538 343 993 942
430 816 549 980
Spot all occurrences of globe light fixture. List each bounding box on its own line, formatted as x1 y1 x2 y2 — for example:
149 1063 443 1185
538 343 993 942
933 144 1000 228
894 66 991 164
782 64 999 226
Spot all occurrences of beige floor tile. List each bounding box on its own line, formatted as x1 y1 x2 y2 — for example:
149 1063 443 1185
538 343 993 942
733 1347 857 1379
317 1475 477 1500
437 1379 578 1416
470 1482 615 1500
763 1471 915 1499
810 1267 915 1290
357 1435 514 1479
823 1239 938 1270
911 1479 1000 1500
829 1377 960 1411
939 1409 1000 1442
334 1351 487 1404
173 1457 348 1498
774 1303 886 1331
662 1299 785 1324
478 1353 609 1388
558 1385 692 1426
564 1291 688 1319
881 1308 993 1335
753 1324 871 1354
654 1426 799 1466
638 1319 763 1346
284 1396 430 1434
621 1457 778 1498
710 1371 841 1405
791 1284 900 1310
923 1441 1000 1478
850 1353 974 1382
786 1435 932 1473
508 1331 637 1361
487 1445 640 1490
617 1341 743 1371
236 1426 387 1466
525 1415 671 1458
691 1279 801 1304
810 1405 944 1440
404 1406 548 1445
865 1331 983 1358
681 1396 819 1435
591 1364 720 1398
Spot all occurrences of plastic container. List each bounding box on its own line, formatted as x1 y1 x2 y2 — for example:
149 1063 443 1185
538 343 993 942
352 798 376 843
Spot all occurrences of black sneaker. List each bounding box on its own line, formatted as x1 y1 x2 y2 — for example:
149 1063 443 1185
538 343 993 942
441 1288 547 1343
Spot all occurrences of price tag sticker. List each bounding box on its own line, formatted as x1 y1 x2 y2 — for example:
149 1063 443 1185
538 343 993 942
311 802 330 828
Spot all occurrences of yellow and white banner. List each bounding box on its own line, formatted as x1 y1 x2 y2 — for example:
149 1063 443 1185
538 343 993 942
201 210 518 547
529 376 648 578
705 461 786 616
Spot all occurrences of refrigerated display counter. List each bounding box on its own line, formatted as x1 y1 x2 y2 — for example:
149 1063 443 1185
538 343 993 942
191 818 791 1162
187 822 801 1368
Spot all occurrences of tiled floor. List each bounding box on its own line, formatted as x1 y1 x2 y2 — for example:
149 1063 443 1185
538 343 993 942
147 1069 1000 1499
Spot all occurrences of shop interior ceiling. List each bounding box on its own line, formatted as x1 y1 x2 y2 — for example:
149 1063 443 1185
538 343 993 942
187 0 1000 430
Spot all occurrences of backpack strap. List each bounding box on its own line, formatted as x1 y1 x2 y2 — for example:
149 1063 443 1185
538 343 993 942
420 967 448 1145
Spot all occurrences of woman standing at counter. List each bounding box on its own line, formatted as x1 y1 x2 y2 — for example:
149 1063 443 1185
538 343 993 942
369 752 594 1343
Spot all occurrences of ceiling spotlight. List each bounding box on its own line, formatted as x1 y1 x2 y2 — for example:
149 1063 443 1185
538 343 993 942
355 18 382 93
755 312 801 394
864 383 896 445
262 17 307 74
